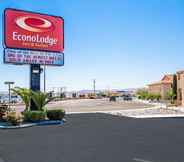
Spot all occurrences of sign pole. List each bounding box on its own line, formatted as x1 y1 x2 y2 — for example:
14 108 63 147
44 64 46 93
30 64 41 110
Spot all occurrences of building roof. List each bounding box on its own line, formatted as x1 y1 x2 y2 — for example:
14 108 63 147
177 70 184 74
148 74 173 86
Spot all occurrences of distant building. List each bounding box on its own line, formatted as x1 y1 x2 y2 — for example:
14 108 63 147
148 74 174 100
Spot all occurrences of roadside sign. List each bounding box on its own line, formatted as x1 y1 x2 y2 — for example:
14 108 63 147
4 8 64 52
4 48 64 66
3 8 65 109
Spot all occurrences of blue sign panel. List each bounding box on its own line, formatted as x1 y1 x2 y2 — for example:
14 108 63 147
4 48 64 66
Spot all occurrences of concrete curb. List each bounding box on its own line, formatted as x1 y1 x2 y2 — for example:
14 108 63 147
131 114 184 118
106 112 184 119
0 123 36 129
0 120 65 129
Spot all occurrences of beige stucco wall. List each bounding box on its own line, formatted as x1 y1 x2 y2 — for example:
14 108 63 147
161 83 171 100
149 83 171 100
177 72 184 106
148 84 161 94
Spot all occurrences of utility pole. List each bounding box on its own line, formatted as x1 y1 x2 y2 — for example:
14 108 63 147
93 79 96 96
4 81 14 110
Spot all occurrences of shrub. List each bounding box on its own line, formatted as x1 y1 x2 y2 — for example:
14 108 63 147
24 111 46 122
7 112 22 126
46 109 65 120
136 89 149 100
31 91 52 111
167 88 176 104
147 93 155 101
155 93 161 101
0 104 8 120
11 87 31 111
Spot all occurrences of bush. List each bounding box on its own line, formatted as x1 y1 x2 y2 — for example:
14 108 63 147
167 88 176 104
136 89 149 100
155 93 161 101
24 111 46 122
46 109 65 120
7 112 22 126
31 91 52 111
11 87 31 111
0 104 8 120
147 93 155 101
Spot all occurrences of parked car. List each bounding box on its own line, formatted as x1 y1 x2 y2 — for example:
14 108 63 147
0 95 22 104
123 95 132 101
11 95 21 103
109 96 116 102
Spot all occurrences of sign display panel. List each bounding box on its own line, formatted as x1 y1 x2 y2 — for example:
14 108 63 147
4 8 64 52
4 48 64 66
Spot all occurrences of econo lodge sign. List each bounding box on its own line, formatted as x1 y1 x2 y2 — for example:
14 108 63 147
4 8 64 52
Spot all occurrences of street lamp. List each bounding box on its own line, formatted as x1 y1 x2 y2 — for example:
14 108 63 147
4 81 14 109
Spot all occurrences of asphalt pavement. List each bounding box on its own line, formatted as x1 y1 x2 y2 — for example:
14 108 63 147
13 98 153 113
0 113 184 162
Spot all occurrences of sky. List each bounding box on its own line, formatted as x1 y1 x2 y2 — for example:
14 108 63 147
0 0 184 91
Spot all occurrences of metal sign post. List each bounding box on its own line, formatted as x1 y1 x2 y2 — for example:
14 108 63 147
30 64 41 110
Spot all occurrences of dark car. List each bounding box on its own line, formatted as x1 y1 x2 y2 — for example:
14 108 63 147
109 96 116 102
123 95 132 101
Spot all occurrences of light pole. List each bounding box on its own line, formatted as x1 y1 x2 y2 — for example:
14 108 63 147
4 81 14 109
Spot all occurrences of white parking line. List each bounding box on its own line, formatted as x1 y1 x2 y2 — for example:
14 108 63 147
133 158 154 162
0 157 4 162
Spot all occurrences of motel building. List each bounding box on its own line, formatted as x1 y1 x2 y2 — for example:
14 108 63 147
148 71 184 107
148 74 174 100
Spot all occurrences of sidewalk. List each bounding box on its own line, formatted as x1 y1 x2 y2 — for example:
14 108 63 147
102 100 184 118
134 98 167 108
167 106 184 112
105 107 184 118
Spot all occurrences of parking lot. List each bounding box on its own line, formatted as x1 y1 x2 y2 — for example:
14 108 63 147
13 98 152 113
47 98 152 113
0 113 184 162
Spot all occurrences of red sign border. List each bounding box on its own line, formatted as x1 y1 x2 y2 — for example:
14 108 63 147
3 8 64 53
